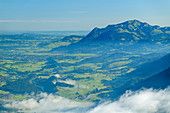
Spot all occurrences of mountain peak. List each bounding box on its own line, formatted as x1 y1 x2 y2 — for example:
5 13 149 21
105 19 150 31
126 19 141 23
120 19 149 27
72 20 170 45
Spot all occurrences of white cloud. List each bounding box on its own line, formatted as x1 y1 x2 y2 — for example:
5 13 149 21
4 93 94 113
88 87 170 113
57 79 76 86
0 20 77 23
54 74 61 78
57 79 89 89
3 87 170 113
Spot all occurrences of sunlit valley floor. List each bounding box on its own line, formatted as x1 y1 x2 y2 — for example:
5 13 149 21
0 20 170 112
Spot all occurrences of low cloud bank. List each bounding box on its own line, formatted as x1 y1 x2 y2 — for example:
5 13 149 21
4 87 170 113
88 87 170 113
4 93 94 113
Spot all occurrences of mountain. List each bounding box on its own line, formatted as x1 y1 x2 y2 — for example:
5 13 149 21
51 20 170 53
79 20 170 43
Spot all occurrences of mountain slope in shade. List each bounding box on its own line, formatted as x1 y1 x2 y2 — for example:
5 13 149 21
103 53 170 86
110 67 170 100
133 67 170 89
99 53 170 99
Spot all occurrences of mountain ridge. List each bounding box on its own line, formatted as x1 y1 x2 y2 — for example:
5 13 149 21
51 20 170 53
79 19 170 43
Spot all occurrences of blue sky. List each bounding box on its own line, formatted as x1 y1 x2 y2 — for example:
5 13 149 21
0 0 170 31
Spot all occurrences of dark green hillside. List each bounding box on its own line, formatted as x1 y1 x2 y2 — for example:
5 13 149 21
116 53 170 84
60 35 84 43
50 35 84 51
0 79 39 94
99 53 170 99
132 67 170 89
107 67 170 100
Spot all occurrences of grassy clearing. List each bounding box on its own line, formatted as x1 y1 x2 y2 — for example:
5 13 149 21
57 87 79 98
12 95 27 101
111 66 128 70
12 62 46 72
0 90 9 94
0 82 6 87
79 63 100 69
38 76 50 79
109 60 132 68
126 68 135 73
0 71 9 77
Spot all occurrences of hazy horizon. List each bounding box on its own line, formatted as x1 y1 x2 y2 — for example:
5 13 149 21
0 19 170 32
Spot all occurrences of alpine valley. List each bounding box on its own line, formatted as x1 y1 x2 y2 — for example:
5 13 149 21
0 20 170 112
